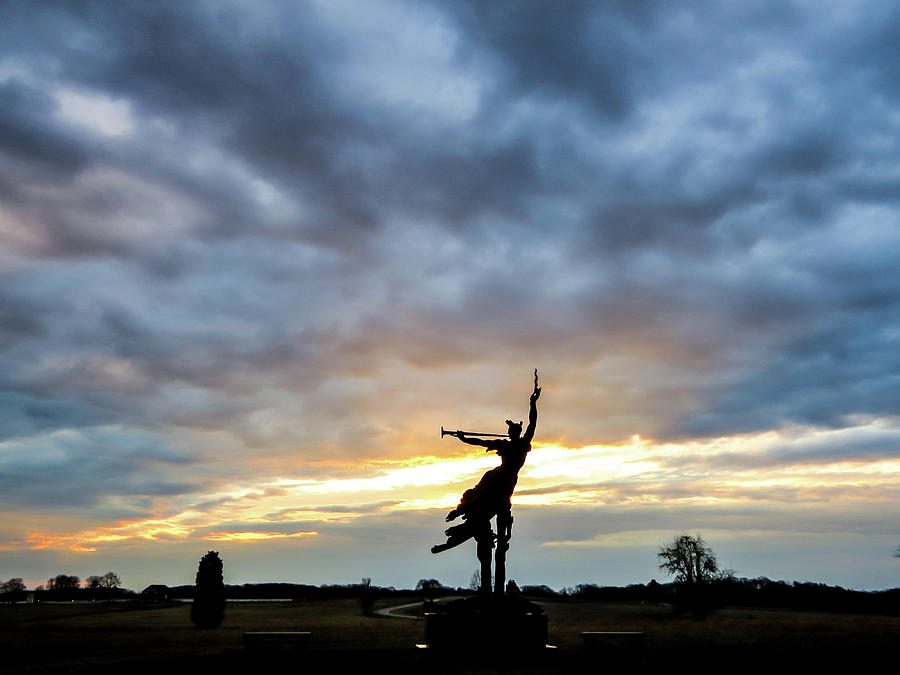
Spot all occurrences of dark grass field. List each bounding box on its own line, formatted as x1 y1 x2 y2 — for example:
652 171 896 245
2 598 898 673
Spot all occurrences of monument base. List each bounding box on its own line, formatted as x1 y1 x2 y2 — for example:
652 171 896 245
423 594 548 652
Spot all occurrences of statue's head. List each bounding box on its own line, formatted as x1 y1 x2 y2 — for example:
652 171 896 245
506 419 523 440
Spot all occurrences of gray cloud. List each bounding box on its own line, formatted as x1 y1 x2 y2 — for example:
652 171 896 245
0 0 899 578
0 426 199 509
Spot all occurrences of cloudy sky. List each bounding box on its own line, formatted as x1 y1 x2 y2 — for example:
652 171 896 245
1 0 899 592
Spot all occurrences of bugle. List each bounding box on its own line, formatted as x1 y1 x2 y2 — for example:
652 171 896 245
441 426 507 439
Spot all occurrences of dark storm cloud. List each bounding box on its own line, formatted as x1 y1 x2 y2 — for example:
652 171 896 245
0 78 88 176
653 425 900 470
445 0 661 119
0 426 199 509
0 289 47 346
1 0 899 520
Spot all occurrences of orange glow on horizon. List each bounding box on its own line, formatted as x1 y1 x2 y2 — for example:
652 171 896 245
18 423 900 553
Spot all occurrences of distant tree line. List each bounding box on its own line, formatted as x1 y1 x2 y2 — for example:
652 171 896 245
0 573 133 603
545 578 900 616
3 573 897 616
6 574 894 616
4 534 899 618
160 577 898 616
167 580 424 601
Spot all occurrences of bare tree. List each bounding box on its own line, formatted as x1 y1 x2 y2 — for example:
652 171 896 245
100 572 121 588
48 574 80 591
86 572 121 594
416 578 443 592
358 577 376 615
658 534 720 584
0 578 25 594
415 578 445 599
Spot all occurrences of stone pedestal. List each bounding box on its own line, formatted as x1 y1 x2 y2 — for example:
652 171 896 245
423 595 548 652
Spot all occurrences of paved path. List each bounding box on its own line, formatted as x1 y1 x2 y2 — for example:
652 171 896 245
375 596 465 619
374 601 424 619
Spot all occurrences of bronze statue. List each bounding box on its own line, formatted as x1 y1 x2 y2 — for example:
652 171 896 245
432 370 541 595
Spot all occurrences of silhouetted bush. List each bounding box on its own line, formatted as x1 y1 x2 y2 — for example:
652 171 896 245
190 551 225 629
520 585 559 598
358 577 376 615
416 578 449 599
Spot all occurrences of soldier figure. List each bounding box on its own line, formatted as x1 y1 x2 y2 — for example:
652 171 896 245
432 371 541 594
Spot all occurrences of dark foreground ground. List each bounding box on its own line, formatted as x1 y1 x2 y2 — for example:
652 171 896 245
2 597 898 674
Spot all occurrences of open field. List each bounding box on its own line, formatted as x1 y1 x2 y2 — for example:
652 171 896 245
2 598 898 673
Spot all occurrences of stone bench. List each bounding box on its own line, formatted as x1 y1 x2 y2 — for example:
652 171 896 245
243 631 311 651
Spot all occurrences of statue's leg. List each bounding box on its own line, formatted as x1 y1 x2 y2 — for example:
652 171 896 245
430 540 456 554
431 519 478 554
473 520 495 594
431 533 470 554
494 509 513 595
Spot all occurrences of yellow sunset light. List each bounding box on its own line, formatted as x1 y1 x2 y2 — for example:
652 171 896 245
20 425 900 555
205 531 318 542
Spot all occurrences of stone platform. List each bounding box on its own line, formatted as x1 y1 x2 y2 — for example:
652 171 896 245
423 595 549 652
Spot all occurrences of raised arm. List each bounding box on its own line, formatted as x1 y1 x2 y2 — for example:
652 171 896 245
522 369 540 443
456 432 494 448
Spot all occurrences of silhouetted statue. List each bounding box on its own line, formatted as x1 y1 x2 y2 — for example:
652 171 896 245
432 370 541 595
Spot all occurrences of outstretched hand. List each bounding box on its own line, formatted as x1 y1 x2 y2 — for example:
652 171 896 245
531 368 541 401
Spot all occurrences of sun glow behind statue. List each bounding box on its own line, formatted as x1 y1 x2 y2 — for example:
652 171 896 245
22 421 900 564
